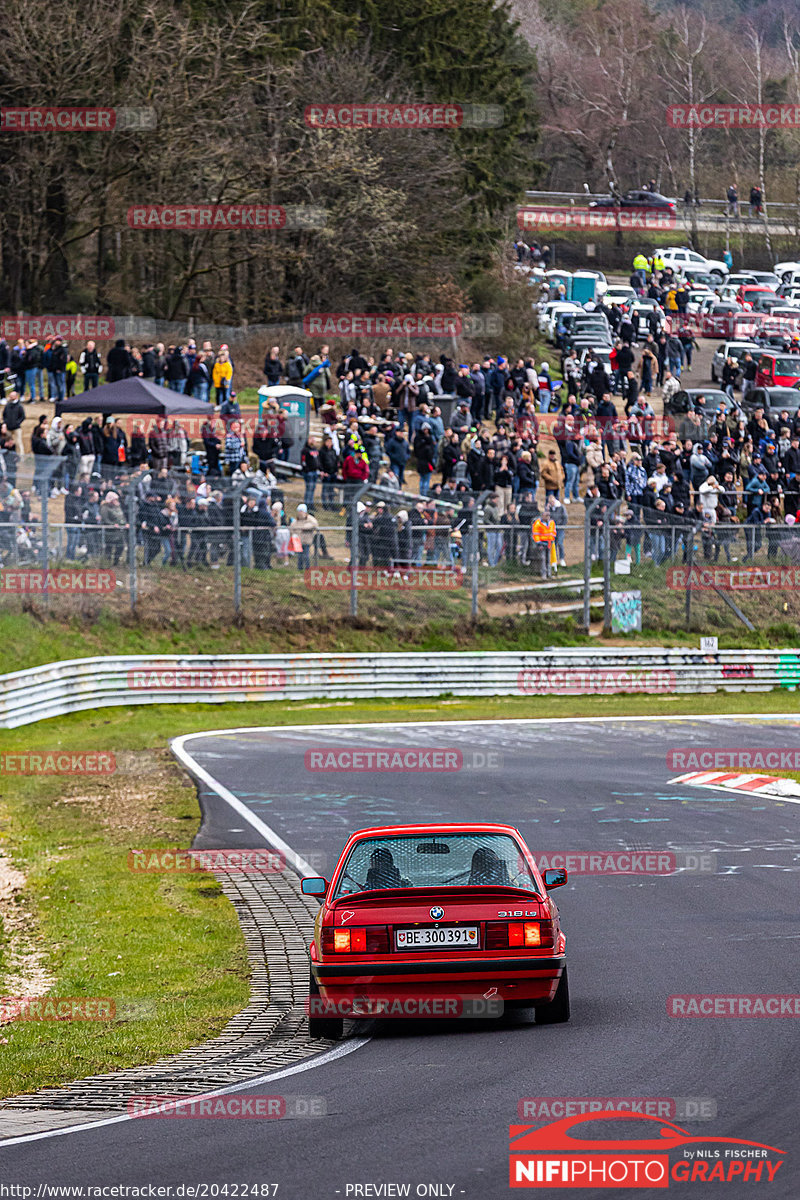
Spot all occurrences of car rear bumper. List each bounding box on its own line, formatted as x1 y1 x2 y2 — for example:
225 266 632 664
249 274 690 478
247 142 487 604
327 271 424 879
312 955 566 1011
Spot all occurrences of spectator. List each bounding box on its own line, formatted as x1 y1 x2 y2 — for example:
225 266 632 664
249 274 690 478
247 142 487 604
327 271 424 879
290 502 319 570
79 339 102 389
541 448 564 501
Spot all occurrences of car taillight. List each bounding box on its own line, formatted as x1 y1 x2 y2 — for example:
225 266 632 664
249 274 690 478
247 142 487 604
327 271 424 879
322 926 388 954
485 920 555 949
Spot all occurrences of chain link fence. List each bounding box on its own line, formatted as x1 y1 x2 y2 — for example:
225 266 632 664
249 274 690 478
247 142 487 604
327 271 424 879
2 454 798 635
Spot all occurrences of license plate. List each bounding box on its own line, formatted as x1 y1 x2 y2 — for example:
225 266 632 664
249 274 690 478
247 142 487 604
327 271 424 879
395 926 479 950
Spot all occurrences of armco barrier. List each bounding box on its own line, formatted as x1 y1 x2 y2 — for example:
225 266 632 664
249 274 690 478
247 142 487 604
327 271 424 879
0 650 798 728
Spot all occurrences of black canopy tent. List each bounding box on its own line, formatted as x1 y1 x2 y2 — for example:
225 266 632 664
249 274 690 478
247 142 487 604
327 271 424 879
55 377 212 417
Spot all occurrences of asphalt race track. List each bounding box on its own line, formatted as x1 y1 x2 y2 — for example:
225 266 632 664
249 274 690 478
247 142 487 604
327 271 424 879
2 716 799 1199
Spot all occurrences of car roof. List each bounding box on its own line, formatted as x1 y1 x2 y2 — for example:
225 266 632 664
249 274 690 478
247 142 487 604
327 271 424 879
345 822 523 839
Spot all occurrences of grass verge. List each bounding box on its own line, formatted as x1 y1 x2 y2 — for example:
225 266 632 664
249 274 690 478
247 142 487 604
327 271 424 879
0 744 249 1099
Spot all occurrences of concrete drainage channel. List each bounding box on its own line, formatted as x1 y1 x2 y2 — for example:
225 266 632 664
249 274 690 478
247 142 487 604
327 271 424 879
0 869 331 1139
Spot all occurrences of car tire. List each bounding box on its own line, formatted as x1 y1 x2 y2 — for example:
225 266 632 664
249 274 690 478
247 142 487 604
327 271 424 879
535 966 570 1024
307 968 344 1039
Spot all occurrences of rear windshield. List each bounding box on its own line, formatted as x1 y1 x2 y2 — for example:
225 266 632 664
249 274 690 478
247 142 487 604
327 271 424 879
332 833 539 898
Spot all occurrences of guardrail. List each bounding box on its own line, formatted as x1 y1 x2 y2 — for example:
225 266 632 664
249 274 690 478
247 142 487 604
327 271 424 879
1 650 798 728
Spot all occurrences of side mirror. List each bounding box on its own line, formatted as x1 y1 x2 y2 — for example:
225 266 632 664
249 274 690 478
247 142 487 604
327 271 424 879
543 868 568 890
301 877 328 898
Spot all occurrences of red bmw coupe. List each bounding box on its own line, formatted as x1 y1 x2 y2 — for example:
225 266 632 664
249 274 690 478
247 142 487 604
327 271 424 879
301 823 569 1038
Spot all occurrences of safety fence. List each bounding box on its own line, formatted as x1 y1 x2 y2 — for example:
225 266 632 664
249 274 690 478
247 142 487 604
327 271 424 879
1 648 798 728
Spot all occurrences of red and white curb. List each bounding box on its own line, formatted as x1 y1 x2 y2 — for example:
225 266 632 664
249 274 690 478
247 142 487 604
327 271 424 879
669 771 800 802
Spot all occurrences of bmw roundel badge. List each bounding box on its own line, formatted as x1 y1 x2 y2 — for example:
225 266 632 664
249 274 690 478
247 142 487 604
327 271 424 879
430 905 445 920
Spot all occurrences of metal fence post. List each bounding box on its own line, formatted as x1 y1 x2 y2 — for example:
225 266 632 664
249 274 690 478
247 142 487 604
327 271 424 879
602 499 625 634
233 484 242 616
685 524 695 629
583 496 605 632
348 481 370 618
472 490 492 622
127 487 137 612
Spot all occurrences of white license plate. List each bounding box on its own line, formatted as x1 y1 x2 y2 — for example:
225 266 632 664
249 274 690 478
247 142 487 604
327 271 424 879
395 926 479 950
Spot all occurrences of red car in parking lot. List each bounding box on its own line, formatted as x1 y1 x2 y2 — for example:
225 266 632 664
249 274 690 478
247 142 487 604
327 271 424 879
302 822 569 1038
755 351 800 387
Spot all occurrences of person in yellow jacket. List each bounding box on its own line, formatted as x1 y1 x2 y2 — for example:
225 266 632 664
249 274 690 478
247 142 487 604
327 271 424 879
632 253 649 288
531 514 557 579
212 348 233 406
666 287 679 312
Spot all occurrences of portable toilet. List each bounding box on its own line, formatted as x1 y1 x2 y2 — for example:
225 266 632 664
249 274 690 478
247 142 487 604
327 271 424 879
545 270 572 299
571 271 599 305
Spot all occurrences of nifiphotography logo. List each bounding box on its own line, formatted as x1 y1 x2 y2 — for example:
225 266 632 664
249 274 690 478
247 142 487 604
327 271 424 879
509 1112 785 1187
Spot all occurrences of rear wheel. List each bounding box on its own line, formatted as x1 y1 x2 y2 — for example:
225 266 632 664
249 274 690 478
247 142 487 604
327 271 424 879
535 966 570 1024
307 969 343 1039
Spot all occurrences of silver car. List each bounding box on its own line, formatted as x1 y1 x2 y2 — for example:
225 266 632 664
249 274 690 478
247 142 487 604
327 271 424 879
710 341 761 383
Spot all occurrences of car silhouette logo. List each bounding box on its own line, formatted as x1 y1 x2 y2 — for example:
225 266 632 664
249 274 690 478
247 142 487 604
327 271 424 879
430 906 444 920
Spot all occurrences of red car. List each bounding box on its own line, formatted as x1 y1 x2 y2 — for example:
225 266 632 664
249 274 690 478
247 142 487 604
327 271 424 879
755 350 800 387
302 822 569 1038
736 284 777 310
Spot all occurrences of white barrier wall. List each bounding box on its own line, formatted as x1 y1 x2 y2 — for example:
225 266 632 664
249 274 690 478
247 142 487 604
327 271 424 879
0 650 798 728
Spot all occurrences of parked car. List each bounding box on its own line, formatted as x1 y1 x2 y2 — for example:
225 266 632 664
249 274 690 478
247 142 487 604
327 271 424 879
726 273 760 289
742 385 800 416
736 284 778 309
629 298 664 337
711 341 762 383
750 293 785 313
755 352 800 388
774 261 800 283
578 347 612 377
663 387 735 417
604 285 638 311
745 270 781 290
539 301 579 340
654 246 729 280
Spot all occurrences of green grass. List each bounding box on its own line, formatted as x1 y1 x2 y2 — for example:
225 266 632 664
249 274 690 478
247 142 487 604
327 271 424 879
0 738 249 1098
3 607 800 675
